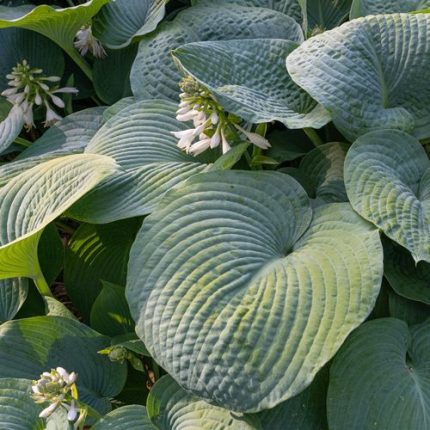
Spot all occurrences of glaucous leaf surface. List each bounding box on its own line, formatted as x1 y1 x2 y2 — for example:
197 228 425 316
92 405 156 430
127 170 383 412
93 0 167 49
131 4 304 101
172 39 330 129
345 130 430 263
69 100 207 223
350 0 430 18
64 218 141 321
287 13 430 141
147 375 262 429
306 0 352 32
0 316 127 413
0 154 118 283
0 104 24 152
0 277 28 323
328 318 430 430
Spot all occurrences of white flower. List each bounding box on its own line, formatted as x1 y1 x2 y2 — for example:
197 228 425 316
176 109 199 122
235 124 271 149
39 401 60 418
44 102 62 127
65 400 79 422
210 130 221 149
172 129 195 152
189 138 211 156
74 26 106 58
221 129 231 154
211 112 219 125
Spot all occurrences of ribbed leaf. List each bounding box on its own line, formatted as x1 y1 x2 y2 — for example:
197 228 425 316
0 104 24 152
93 0 167 49
328 318 430 430
306 0 352 32
127 171 383 412
131 4 304 101
287 13 430 141
68 100 207 223
147 375 261 429
172 39 330 129
92 405 156 430
0 316 127 413
64 218 141 321
344 130 430 262
0 277 28 323
350 0 430 18
0 154 118 283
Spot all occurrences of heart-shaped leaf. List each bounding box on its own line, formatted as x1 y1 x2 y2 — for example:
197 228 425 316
131 4 304 101
93 0 167 49
0 277 28 323
350 0 430 18
0 154 118 292
344 129 430 263
147 375 261 429
68 100 207 223
127 170 383 412
92 405 157 430
0 315 127 413
172 39 330 129
328 318 430 430
287 13 430 141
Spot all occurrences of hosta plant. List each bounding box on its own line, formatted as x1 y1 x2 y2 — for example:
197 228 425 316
0 1 429 429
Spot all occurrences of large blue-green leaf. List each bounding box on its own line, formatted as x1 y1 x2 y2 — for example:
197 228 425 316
127 171 383 412
0 277 28 323
92 405 156 430
131 4 304 101
93 0 167 49
344 130 430 263
172 39 330 129
68 100 207 223
147 375 261 429
328 318 430 430
350 0 430 18
287 13 430 141
0 316 127 413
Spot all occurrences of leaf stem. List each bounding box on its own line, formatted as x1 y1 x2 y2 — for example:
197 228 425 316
34 273 53 297
64 47 93 82
304 128 324 147
14 136 32 148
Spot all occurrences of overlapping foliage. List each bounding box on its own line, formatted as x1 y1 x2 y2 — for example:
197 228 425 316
0 0 429 429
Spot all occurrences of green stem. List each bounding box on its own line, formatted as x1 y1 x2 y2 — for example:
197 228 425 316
14 136 32 148
56 220 76 235
64 47 93 82
34 273 53 297
304 128 324 147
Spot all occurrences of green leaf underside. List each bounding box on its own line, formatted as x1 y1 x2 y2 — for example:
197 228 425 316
131 4 304 101
350 0 430 19
92 405 156 430
0 277 28 323
64 219 141 321
68 100 207 223
328 318 430 430
0 154 118 280
93 0 167 49
0 316 127 413
344 130 430 263
173 39 330 129
127 170 383 412
147 375 261 429
287 13 430 141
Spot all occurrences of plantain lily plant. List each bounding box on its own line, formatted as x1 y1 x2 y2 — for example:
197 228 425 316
0 0 430 429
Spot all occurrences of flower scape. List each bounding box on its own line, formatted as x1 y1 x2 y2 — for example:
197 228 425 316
0 1 429 430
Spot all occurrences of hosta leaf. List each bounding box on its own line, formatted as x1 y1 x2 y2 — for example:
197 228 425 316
298 142 349 203
147 375 262 429
38 224 64 287
0 316 127 413
388 289 430 325
92 405 156 430
172 39 330 129
266 129 314 162
131 5 304 101
384 239 430 305
0 154 118 285
90 281 134 336
93 45 137 105
306 0 352 32
17 107 106 160
257 367 328 430
0 104 24 153
0 378 45 429
127 171 383 412
64 218 141 321
103 96 135 121
350 0 430 18
93 0 167 49
327 318 430 430
287 13 430 141
344 130 430 263
0 0 109 72
0 277 28 323
68 100 207 223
